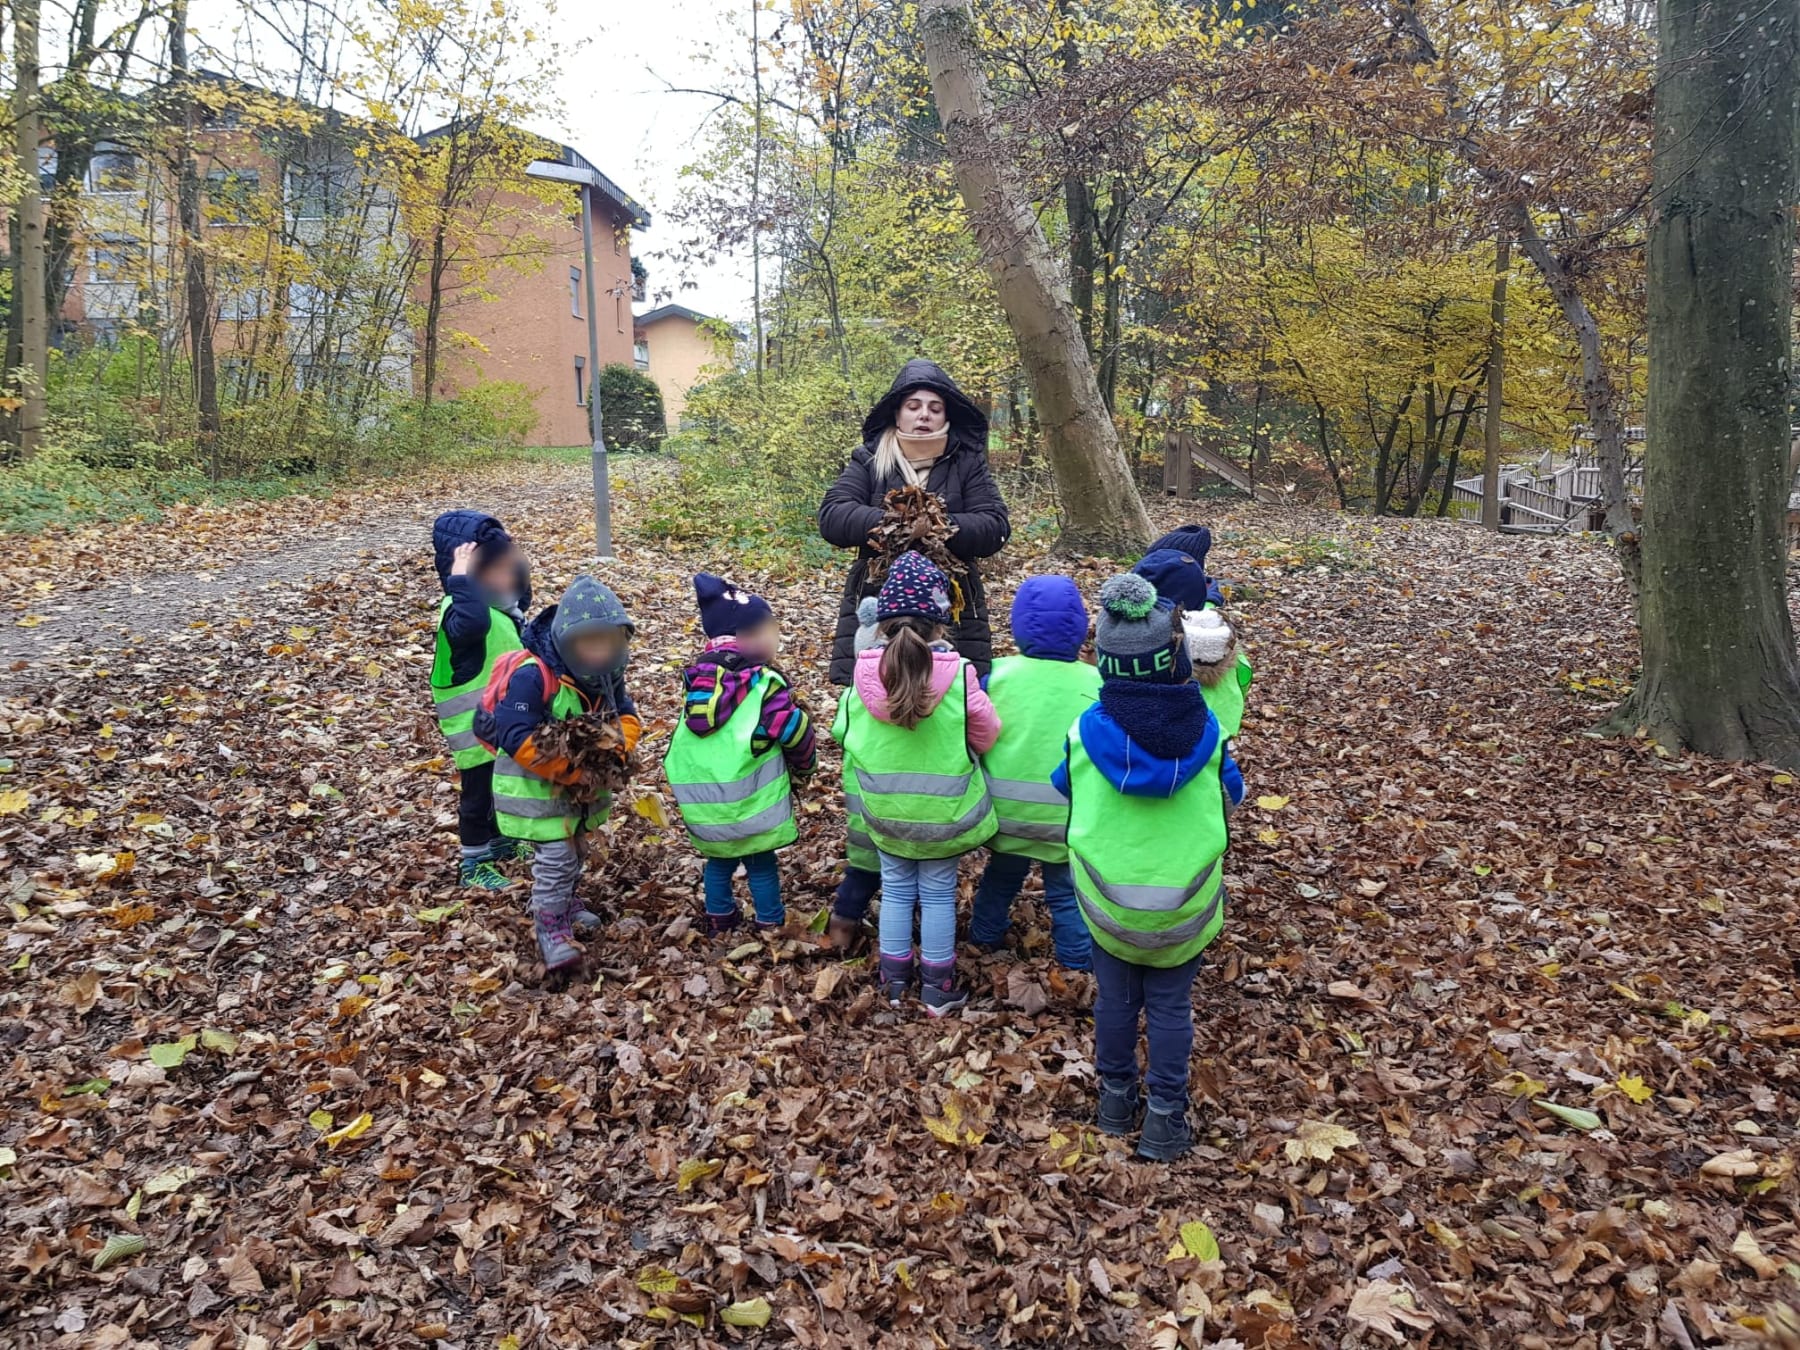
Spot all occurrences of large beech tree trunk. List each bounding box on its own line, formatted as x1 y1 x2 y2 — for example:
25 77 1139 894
919 0 1152 557
1605 0 1800 767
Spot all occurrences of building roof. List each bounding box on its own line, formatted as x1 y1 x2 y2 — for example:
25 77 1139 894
636 303 717 327
413 124 651 230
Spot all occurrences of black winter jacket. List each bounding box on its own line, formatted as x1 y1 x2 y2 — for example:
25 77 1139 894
818 360 1011 685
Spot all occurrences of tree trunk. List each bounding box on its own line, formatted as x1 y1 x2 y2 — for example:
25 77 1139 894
1480 234 1510 529
1508 204 1637 585
169 0 220 460
920 0 1151 556
1604 0 1800 768
12 0 48 458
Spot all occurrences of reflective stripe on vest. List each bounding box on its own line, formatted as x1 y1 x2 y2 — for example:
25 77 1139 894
840 761 878 873
492 658 612 841
830 665 996 861
663 670 798 858
1065 715 1228 968
979 656 1101 862
430 595 522 769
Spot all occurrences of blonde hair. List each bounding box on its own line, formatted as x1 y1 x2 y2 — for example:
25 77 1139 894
873 428 922 487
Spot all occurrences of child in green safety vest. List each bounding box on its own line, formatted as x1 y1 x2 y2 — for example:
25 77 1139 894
1135 532 1254 756
664 573 818 935
429 511 531 890
1054 573 1244 1162
474 576 641 973
969 576 1099 970
831 552 1002 1016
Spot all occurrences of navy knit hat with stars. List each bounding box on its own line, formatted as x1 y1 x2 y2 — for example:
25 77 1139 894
693 572 773 639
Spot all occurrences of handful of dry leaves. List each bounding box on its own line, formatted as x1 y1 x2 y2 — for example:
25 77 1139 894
864 486 967 612
530 712 636 801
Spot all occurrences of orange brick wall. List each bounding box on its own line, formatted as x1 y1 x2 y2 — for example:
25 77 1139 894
427 188 637 447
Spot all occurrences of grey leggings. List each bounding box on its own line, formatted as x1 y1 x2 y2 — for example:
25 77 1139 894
530 837 583 915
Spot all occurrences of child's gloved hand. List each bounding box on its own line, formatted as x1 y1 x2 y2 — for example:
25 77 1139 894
618 713 643 754
513 734 584 788
450 541 479 577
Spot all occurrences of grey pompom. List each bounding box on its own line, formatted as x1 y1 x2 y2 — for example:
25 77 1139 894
1098 572 1158 620
856 596 880 625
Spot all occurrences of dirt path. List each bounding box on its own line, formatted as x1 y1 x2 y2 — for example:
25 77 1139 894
0 462 588 667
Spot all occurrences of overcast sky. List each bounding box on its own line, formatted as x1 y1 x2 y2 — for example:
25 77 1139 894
181 0 756 322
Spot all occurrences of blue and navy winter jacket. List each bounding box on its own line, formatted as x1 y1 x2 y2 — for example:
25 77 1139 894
432 510 530 689
480 603 638 759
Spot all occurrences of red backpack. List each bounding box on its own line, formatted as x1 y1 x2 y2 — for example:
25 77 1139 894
475 650 554 753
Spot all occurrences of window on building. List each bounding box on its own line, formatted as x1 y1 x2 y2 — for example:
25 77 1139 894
288 284 326 322
569 266 582 318
285 157 353 222
633 340 649 372
88 235 143 284
219 356 270 402
218 279 267 322
89 146 140 194
574 355 587 406
206 169 261 225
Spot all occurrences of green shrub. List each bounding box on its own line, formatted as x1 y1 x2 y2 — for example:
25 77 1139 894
597 364 666 452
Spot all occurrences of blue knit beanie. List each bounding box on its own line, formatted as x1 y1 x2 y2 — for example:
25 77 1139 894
1094 573 1190 685
1133 548 1213 613
876 551 953 627
1149 524 1213 570
1010 576 1088 660
693 572 773 639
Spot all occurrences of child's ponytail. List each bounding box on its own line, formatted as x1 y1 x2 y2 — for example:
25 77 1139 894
878 618 940 730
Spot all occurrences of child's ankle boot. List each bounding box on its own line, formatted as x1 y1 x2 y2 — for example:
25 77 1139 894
1136 1097 1194 1161
878 952 915 1008
919 960 969 1018
532 900 582 972
1097 1076 1142 1136
460 856 509 890
706 908 742 937
571 905 603 935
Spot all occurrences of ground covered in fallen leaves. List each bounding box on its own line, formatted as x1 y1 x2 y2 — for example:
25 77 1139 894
3 459 1798 1350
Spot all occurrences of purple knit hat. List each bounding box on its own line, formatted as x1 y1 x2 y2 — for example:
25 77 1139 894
876 551 953 626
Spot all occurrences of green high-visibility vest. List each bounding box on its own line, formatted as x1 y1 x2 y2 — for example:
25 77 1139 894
839 747 879 874
429 595 522 769
1065 718 1228 968
830 663 995 861
1200 650 1254 741
493 656 613 842
980 655 1100 863
664 669 798 858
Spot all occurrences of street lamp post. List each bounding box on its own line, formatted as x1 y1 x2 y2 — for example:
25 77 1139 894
525 158 613 560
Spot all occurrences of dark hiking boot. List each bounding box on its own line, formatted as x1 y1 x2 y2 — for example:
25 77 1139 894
1097 1076 1142 1137
707 909 743 937
490 838 534 864
571 906 603 935
533 902 582 973
828 914 869 954
878 952 915 1008
460 858 509 890
1136 1099 1194 1162
919 960 969 1018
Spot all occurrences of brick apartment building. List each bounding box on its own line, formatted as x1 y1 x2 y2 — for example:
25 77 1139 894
53 76 648 447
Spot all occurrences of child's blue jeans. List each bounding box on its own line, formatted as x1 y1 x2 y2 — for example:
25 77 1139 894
876 851 960 964
969 853 1092 970
703 851 783 926
1091 944 1204 1106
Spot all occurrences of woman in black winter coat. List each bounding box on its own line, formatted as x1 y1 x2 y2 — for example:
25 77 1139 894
818 359 1012 686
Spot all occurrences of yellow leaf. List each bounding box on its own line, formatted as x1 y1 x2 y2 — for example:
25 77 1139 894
148 1034 197 1068
720 1298 773 1328
323 1111 373 1149
632 794 669 828
1616 1074 1654 1103
676 1157 724 1191
637 1264 680 1294
199 1029 238 1055
0 789 29 815
144 1165 195 1195
1285 1119 1360 1164
1256 827 1280 845
308 1109 334 1132
338 994 371 1019
1255 794 1290 811
16 614 45 628
1179 1220 1220 1261
921 1091 987 1148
